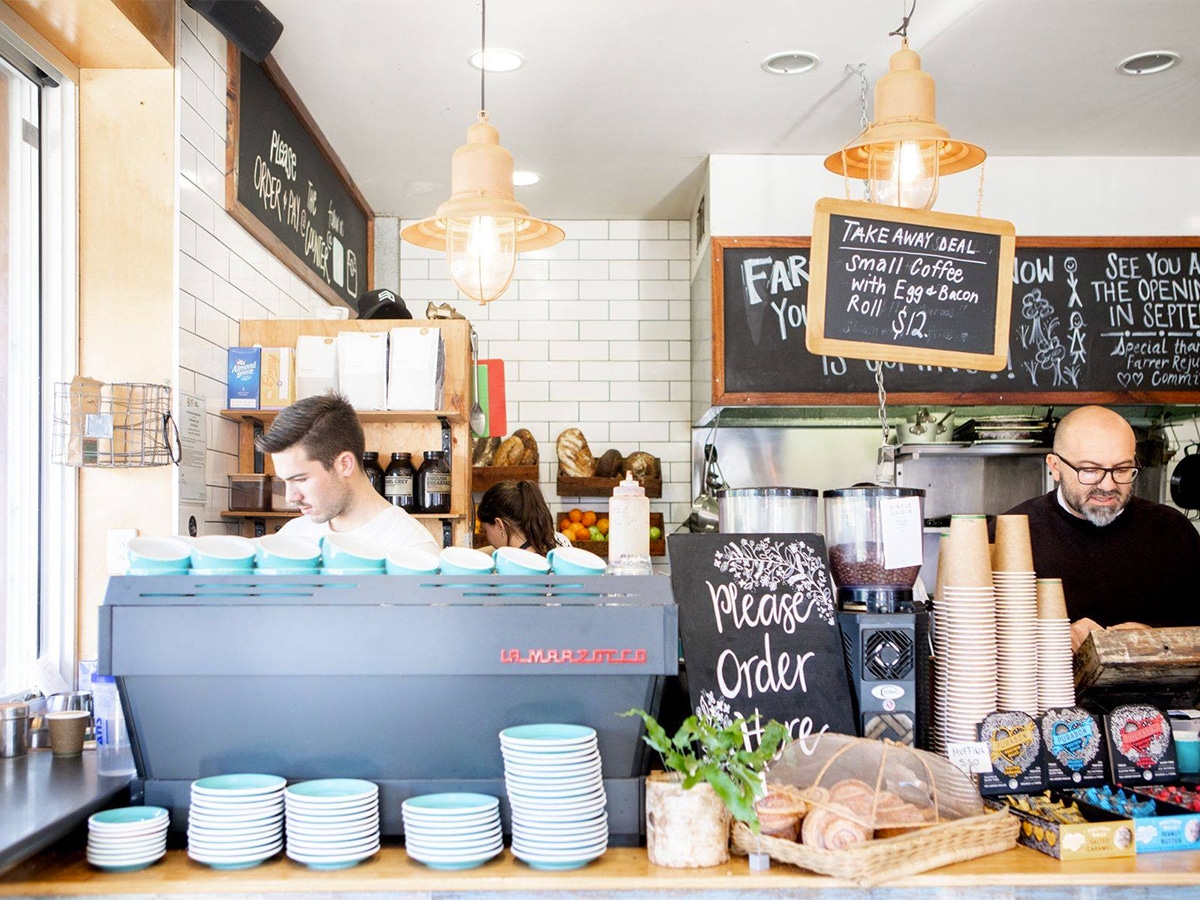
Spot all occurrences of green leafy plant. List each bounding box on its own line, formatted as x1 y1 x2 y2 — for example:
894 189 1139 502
621 707 789 832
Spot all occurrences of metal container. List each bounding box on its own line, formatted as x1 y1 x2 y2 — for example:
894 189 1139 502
48 690 94 741
0 701 29 758
716 487 818 534
823 486 926 612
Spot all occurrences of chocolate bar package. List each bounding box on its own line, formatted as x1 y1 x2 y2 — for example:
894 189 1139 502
1105 704 1178 785
1042 707 1108 788
978 711 1048 795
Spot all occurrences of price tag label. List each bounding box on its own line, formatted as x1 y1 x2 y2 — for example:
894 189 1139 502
946 741 992 775
881 496 923 569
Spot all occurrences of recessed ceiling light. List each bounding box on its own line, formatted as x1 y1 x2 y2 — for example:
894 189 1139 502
512 170 540 187
1117 50 1180 76
761 51 820 76
468 48 524 72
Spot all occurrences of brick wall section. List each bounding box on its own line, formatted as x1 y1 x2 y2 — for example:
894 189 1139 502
397 220 696 543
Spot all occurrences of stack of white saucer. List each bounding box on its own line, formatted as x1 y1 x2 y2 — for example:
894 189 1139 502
284 778 380 871
87 807 169 872
501 724 609 870
1036 578 1076 711
402 793 503 870
186 774 285 870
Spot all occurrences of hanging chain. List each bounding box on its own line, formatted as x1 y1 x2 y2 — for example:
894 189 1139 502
849 63 871 203
889 0 917 40
480 0 487 113
875 361 889 443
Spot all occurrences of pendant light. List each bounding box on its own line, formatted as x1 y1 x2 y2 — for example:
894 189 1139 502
401 0 563 304
824 1 984 210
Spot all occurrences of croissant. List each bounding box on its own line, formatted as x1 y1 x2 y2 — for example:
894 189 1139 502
800 804 871 850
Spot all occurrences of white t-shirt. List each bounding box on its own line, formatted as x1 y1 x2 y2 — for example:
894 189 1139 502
279 505 441 557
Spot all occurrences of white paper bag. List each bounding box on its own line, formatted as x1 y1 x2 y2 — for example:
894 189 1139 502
336 331 388 410
295 336 338 401
387 327 444 411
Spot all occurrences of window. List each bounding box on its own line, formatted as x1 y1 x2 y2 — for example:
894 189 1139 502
0 29 76 696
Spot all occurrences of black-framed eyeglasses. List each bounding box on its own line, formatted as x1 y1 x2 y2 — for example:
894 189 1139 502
1052 453 1140 485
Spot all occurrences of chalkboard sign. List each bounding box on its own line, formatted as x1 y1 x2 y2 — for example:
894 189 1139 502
226 50 373 310
807 198 1014 371
667 533 856 751
714 235 1200 405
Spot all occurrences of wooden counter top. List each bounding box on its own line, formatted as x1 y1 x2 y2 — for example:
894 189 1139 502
4 842 1200 896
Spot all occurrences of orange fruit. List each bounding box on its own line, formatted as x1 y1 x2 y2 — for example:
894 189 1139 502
596 517 609 535
581 510 597 527
573 523 592 541
559 517 572 533
568 508 583 523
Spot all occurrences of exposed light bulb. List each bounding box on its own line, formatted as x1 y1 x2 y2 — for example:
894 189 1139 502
867 140 939 210
446 215 517 304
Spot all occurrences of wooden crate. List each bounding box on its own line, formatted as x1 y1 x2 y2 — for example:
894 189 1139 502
556 469 662 498
471 465 539 493
560 511 665 558
1075 626 1200 711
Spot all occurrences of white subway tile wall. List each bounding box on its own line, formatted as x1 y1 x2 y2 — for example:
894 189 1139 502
179 10 697 547
399 219 696 542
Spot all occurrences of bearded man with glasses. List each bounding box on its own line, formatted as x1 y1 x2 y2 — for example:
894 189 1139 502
1004 406 1200 650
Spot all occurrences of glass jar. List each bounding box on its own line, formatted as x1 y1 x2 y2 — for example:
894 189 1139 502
416 450 451 513
362 451 385 497
384 452 416 509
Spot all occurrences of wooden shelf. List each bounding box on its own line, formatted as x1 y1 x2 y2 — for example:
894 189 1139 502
222 510 465 520
472 465 540 492
557 472 662 499
221 408 463 424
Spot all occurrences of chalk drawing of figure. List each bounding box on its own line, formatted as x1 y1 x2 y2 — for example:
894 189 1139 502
1065 257 1081 308
1068 310 1087 366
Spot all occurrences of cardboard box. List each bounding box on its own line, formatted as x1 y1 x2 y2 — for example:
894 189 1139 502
295 336 337 400
336 331 388 410
1091 788 1200 853
387 326 444 411
984 795 1135 860
227 347 261 410
259 347 295 409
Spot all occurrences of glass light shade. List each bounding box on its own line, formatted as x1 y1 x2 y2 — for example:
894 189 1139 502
447 215 517 304
867 140 939 210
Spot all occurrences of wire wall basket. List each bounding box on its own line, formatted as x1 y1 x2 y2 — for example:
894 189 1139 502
52 379 180 468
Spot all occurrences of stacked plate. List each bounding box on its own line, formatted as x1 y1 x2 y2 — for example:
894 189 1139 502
87 806 169 872
994 570 1039 715
1037 617 1076 711
402 793 503 870
187 774 285 869
501 724 609 870
285 778 380 870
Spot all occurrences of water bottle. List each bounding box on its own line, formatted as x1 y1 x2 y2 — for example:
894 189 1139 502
607 472 653 575
92 675 136 776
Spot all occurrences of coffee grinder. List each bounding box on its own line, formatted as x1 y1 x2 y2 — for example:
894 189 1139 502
824 486 932 748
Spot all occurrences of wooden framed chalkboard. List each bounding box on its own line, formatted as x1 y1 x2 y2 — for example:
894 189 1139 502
226 49 373 310
807 198 1015 372
668 533 856 750
713 235 1200 406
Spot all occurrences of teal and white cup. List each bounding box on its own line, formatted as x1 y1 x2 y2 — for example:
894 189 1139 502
547 546 606 576
253 534 321 572
126 536 192 575
385 548 440 575
438 546 495 575
189 535 256 573
320 533 386 573
493 546 551 575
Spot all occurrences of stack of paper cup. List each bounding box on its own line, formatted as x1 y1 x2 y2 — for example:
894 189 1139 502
1036 578 1075 711
932 515 998 747
993 515 1039 716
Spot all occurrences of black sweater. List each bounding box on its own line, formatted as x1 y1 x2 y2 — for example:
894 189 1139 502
1004 491 1200 628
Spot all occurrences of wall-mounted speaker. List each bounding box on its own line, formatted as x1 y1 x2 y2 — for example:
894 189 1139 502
185 0 283 63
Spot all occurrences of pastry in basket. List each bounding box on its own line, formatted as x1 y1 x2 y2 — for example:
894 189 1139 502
556 427 596 477
513 428 539 465
800 802 872 850
754 784 808 841
493 435 525 467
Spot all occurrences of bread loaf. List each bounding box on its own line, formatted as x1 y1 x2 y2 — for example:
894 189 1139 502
472 436 501 466
556 428 596 477
624 450 660 480
595 448 625 478
494 435 525 467
514 428 539 465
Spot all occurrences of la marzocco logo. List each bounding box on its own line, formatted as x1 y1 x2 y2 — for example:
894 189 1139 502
500 648 648 665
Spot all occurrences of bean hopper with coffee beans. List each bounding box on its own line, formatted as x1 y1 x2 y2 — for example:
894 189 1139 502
824 486 932 749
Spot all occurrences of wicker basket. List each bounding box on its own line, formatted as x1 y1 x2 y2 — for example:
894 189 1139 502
731 809 1018 888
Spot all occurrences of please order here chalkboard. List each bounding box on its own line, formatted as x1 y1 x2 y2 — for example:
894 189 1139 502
713 234 1200 405
226 49 373 310
667 533 856 752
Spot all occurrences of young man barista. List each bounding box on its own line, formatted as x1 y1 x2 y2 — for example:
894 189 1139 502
1004 406 1200 650
256 392 440 556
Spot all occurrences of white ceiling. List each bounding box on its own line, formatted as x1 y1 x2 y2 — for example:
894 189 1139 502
264 0 1200 221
